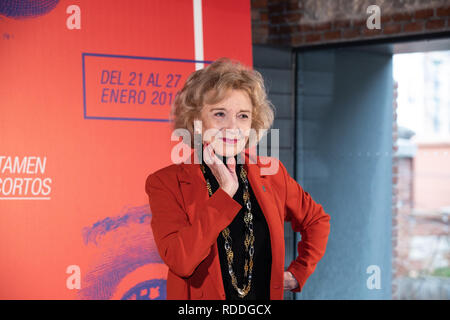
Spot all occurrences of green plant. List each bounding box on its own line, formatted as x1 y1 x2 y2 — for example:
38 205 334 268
431 267 450 278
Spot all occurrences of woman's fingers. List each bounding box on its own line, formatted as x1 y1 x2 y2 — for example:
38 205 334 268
204 143 222 166
203 143 229 178
225 154 236 173
203 143 210 164
202 143 239 198
203 143 215 165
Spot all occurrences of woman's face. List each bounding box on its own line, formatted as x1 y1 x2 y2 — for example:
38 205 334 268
198 89 253 158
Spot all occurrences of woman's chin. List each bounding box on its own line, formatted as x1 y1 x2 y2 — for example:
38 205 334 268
211 141 244 158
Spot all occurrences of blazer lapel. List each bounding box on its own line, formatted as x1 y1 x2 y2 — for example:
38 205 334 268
177 148 210 223
245 155 285 296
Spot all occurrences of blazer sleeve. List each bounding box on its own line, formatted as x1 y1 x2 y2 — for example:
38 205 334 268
279 161 331 293
145 171 242 279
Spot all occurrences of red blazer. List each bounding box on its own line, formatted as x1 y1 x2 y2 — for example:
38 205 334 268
145 148 330 300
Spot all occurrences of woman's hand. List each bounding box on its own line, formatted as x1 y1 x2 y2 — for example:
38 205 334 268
283 271 299 291
203 142 239 198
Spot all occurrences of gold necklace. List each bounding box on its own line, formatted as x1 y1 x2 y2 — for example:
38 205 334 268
199 163 255 298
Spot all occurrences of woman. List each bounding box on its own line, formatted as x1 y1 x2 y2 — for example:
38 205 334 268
145 58 330 300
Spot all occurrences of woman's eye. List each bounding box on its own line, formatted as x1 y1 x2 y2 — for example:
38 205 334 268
214 112 248 119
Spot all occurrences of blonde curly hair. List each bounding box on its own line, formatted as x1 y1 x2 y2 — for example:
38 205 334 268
170 57 275 149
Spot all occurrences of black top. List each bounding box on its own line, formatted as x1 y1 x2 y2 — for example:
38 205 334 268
200 152 272 300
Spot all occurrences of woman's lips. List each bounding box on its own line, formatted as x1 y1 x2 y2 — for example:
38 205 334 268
222 137 238 144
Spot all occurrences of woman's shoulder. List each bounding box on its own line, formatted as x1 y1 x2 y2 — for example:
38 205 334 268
250 154 286 178
145 162 183 189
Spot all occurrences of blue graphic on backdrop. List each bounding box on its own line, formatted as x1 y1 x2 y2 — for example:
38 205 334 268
122 279 167 300
0 0 59 19
79 204 167 300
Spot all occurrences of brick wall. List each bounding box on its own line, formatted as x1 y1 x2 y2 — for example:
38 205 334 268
251 0 450 47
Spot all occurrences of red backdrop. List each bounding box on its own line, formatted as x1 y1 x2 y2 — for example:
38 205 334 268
0 0 252 299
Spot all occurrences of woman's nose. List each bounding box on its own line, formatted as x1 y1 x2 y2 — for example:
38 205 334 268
222 126 240 138
224 115 238 130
